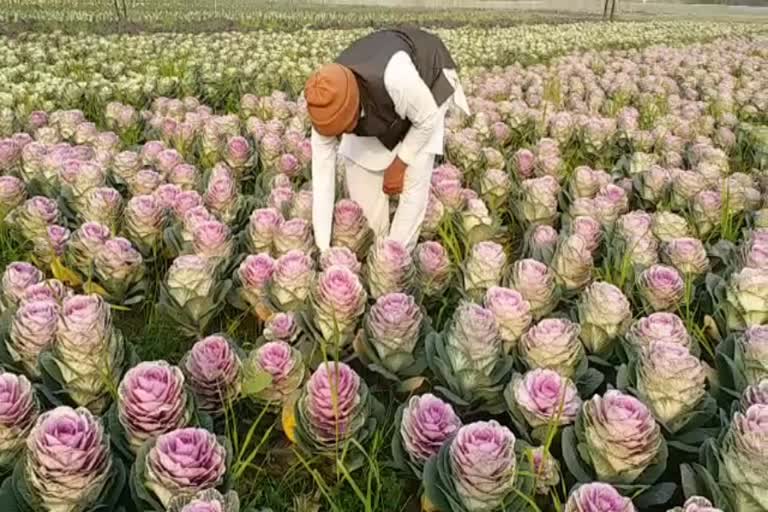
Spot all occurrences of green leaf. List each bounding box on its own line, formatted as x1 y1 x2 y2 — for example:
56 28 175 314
92 459 128 511
367 363 400 382
635 439 668 485
122 294 146 306
433 386 470 407
530 425 553 444
422 456 454 512
218 435 235 492
718 352 746 395
699 439 721 475
708 240 736 264
403 353 429 378
506 409 533 444
576 443 591 467
675 427 720 445
162 225 183 257
615 364 630 391
129 441 164 512
196 409 215 431
241 370 273 397
352 330 370 361
226 286 247 311
9 457 39 512
715 336 741 396
705 272 727 303
503 379 516 412
587 354 613 369
397 376 426 394
573 352 589 377
105 404 135 462
424 331 440 366
36 351 77 409
432 333 452 367
680 463 703 499
490 356 514 382
677 394 718 431
0 478 18 512
51 257 83 287
632 482 676 509
82 281 109 297
390 406 410 468
0 335 24 375
667 441 702 454
435 443 468 512
576 368 605 397
561 426 593 483
681 463 729 510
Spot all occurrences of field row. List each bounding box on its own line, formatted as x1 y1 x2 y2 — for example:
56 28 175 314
0 0 602 32
1 21 767 127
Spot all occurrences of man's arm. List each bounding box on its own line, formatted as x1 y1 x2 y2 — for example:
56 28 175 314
381 51 442 195
384 51 442 167
311 128 338 252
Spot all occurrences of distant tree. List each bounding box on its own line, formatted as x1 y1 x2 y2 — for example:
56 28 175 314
109 0 128 20
603 0 617 20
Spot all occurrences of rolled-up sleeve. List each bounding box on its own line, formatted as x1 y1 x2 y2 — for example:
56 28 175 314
384 51 440 166
310 128 338 252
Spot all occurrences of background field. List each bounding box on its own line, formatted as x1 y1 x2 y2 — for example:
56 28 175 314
2 0 768 34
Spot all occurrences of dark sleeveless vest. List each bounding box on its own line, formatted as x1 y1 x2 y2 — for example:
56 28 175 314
335 26 457 151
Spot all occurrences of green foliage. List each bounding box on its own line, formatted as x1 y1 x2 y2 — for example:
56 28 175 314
0 454 128 512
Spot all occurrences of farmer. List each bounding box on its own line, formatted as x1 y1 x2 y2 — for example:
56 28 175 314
304 26 470 252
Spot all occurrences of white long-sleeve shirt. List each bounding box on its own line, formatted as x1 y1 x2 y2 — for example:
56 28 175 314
312 50 470 251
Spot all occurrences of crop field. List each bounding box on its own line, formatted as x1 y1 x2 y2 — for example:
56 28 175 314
0 3 767 512
0 0 605 33
2 0 768 33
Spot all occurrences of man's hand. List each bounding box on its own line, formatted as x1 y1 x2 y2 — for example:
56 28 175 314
383 157 407 196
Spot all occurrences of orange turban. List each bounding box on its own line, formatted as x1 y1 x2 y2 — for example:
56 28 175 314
304 63 360 137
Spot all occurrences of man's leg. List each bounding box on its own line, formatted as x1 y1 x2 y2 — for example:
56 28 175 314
344 157 390 239
388 152 435 251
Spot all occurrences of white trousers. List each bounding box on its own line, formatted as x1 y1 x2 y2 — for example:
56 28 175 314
344 152 435 252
